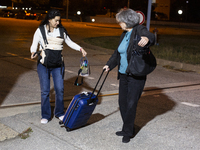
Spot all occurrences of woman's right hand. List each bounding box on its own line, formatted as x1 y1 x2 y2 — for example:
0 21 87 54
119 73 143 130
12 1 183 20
103 65 110 72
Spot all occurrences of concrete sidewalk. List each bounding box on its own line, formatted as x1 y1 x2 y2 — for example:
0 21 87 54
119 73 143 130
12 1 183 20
1 89 200 150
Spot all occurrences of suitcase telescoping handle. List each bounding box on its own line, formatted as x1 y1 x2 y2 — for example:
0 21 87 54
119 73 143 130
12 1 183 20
87 69 109 104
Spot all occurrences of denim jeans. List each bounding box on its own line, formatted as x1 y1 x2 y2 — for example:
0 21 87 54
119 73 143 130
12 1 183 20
37 63 65 120
119 73 146 137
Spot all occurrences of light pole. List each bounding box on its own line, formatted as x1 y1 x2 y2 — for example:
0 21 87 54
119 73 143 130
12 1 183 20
12 0 14 9
66 0 69 21
146 0 152 31
127 0 130 8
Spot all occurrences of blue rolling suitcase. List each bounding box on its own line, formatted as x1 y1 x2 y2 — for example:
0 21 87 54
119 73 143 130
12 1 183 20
60 69 109 131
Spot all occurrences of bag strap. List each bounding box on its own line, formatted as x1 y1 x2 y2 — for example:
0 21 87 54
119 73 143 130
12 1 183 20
39 25 48 45
59 27 65 39
132 26 139 51
39 26 65 45
74 69 83 86
80 56 88 65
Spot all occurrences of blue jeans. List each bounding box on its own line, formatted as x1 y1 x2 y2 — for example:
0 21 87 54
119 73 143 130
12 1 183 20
37 63 65 120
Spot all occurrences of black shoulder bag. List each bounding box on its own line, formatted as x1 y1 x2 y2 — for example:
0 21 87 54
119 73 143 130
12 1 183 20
126 34 157 76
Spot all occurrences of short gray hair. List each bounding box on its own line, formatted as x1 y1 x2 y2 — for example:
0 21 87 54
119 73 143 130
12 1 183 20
116 9 140 28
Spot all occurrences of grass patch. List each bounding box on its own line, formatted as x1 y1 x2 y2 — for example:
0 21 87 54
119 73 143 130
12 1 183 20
83 35 200 65
18 127 33 139
84 36 120 50
151 35 200 65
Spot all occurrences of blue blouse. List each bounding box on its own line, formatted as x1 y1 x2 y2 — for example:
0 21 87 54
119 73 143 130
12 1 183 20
118 29 133 74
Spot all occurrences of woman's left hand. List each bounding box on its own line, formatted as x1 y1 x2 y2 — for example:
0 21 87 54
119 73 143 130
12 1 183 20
31 52 37 59
80 48 87 57
138 36 149 47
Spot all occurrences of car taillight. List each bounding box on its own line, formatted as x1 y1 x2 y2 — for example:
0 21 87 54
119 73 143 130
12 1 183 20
34 14 36 16
26 13 30 16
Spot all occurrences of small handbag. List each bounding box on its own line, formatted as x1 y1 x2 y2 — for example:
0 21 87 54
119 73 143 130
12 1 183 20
126 35 157 76
74 57 90 86
79 57 90 77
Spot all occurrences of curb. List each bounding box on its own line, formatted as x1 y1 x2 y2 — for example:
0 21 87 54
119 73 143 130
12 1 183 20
157 58 200 73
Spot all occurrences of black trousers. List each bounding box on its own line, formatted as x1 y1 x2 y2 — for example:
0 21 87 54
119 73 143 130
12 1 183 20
119 73 146 137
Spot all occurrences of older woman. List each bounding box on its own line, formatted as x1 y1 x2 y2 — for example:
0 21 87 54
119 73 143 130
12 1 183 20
30 9 87 124
103 9 155 143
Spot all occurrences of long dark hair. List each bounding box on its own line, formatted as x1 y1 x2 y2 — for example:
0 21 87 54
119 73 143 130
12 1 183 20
40 9 61 26
39 9 68 35
116 9 139 28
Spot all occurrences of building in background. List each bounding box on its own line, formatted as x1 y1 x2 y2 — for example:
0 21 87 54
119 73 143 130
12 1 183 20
152 0 170 20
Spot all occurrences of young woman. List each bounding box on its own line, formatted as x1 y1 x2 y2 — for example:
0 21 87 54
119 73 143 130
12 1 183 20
103 9 155 143
30 9 87 124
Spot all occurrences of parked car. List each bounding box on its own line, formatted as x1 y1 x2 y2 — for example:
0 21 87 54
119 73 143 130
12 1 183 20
15 10 37 19
2 10 15 18
36 11 47 21
155 12 168 20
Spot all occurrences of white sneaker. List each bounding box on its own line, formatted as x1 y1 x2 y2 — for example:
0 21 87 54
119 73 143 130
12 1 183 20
59 115 64 121
41 118 48 124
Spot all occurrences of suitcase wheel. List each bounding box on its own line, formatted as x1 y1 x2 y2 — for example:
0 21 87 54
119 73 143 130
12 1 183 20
59 121 63 125
66 128 71 132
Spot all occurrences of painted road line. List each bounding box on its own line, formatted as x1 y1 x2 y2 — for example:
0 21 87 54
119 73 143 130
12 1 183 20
87 77 95 79
6 52 37 62
65 69 75 73
7 52 17 56
23 58 36 62
111 84 119 87
65 69 95 79
181 102 200 107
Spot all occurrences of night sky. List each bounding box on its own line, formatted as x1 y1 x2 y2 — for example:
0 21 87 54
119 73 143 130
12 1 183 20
1 0 200 23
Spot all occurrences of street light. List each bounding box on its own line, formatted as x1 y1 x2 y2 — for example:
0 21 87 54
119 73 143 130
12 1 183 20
77 11 82 22
77 11 81 15
178 9 183 28
178 10 183 15
178 9 183 21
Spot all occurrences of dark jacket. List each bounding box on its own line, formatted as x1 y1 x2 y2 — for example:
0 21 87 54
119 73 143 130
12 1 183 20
106 24 155 79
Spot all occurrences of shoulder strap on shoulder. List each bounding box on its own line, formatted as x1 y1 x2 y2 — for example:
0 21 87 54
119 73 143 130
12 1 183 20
59 27 65 39
39 25 48 44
